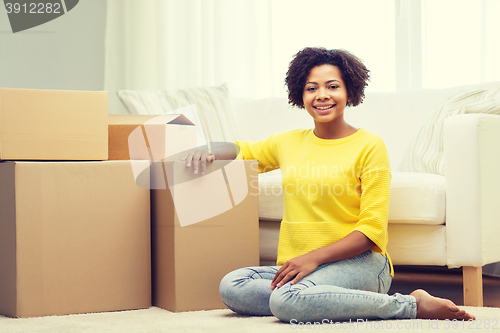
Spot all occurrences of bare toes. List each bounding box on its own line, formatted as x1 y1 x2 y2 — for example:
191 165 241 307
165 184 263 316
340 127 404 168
410 289 475 321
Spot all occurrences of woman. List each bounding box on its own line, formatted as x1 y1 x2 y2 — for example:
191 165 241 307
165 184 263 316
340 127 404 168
184 47 475 323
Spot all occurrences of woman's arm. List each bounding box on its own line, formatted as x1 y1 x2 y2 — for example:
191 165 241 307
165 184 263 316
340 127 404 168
271 230 374 290
183 142 238 174
184 133 282 175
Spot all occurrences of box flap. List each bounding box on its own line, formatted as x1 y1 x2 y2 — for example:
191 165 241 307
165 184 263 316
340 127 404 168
162 114 195 126
108 115 197 161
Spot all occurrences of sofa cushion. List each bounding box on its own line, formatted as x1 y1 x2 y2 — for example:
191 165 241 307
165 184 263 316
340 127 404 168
258 171 445 225
232 97 312 142
162 84 239 143
399 83 500 175
117 84 239 146
386 224 447 266
258 169 284 221
116 89 207 147
388 172 445 225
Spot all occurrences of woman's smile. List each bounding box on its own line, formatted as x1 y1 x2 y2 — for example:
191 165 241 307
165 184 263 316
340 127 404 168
313 103 336 114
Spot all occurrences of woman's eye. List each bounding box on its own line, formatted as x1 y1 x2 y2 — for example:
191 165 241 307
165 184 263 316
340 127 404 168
306 87 316 91
329 85 339 89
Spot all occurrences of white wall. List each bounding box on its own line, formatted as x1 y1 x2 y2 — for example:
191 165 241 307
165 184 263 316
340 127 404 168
0 0 106 91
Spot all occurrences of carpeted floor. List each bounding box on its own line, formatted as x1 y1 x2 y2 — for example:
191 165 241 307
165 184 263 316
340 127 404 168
1 306 500 333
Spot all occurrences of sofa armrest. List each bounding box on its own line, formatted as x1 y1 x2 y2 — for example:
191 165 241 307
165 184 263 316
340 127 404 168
444 114 500 268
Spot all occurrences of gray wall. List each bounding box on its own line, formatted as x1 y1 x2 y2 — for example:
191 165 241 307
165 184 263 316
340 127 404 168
0 0 106 91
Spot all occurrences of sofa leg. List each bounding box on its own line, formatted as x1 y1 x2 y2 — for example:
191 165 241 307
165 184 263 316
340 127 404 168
463 266 483 307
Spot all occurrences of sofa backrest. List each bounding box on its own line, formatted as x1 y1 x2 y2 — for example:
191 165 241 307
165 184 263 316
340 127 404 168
344 88 461 168
232 82 499 169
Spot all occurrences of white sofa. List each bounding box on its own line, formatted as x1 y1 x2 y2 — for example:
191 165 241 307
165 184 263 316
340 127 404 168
231 82 500 307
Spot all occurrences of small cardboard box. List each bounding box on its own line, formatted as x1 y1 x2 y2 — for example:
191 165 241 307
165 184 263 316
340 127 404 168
0 161 151 318
0 88 108 160
108 114 197 161
150 159 259 312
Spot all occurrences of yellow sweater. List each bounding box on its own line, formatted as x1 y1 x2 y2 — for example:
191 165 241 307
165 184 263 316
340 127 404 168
236 128 393 276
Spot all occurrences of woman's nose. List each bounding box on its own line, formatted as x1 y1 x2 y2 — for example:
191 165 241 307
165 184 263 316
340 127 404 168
317 88 329 100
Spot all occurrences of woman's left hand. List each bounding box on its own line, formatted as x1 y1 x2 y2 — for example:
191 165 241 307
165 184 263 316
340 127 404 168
270 253 319 290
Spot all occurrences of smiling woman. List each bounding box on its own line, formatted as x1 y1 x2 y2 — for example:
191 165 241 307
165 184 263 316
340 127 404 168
212 46 476 323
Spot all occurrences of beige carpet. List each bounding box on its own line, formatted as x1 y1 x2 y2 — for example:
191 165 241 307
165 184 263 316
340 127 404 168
1 306 500 333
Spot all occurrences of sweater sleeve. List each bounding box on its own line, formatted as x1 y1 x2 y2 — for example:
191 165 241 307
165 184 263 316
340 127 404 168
353 138 391 254
235 134 281 173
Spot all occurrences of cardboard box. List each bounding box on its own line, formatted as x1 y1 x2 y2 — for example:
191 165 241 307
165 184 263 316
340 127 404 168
108 114 197 161
0 88 108 160
0 161 151 318
151 160 259 312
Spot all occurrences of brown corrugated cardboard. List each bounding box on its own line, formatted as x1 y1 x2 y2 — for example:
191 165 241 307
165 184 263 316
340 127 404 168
0 88 108 160
150 160 259 312
108 114 197 161
0 161 151 318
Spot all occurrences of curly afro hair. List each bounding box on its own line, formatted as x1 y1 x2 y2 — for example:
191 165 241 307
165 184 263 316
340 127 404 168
285 47 370 108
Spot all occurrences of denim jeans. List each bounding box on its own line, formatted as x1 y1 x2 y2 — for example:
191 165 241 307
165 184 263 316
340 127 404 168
219 250 417 322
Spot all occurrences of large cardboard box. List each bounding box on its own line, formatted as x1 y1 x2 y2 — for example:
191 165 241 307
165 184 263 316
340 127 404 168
0 161 151 318
150 159 259 312
108 114 197 161
0 88 108 160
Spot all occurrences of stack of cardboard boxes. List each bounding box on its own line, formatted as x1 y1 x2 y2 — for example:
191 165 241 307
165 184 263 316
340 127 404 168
0 88 259 318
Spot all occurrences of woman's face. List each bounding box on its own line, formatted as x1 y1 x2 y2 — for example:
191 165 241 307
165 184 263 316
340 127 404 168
302 64 350 125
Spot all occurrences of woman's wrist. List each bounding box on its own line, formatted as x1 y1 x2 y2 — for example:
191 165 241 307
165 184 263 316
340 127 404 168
211 142 237 160
307 231 375 266
304 249 324 267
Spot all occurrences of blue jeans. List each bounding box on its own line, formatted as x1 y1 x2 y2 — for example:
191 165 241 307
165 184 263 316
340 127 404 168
219 250 417 322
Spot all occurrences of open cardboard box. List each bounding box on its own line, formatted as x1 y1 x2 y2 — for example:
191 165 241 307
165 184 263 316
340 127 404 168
0 161 151 318
108 114 197 160
0 88 108 161
147 159 260 312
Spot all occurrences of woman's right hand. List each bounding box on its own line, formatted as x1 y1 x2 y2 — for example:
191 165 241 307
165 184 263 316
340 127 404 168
182 148 214 175
181 142 238 175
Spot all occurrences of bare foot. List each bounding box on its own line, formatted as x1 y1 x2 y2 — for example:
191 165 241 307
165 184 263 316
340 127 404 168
410 289 476 320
